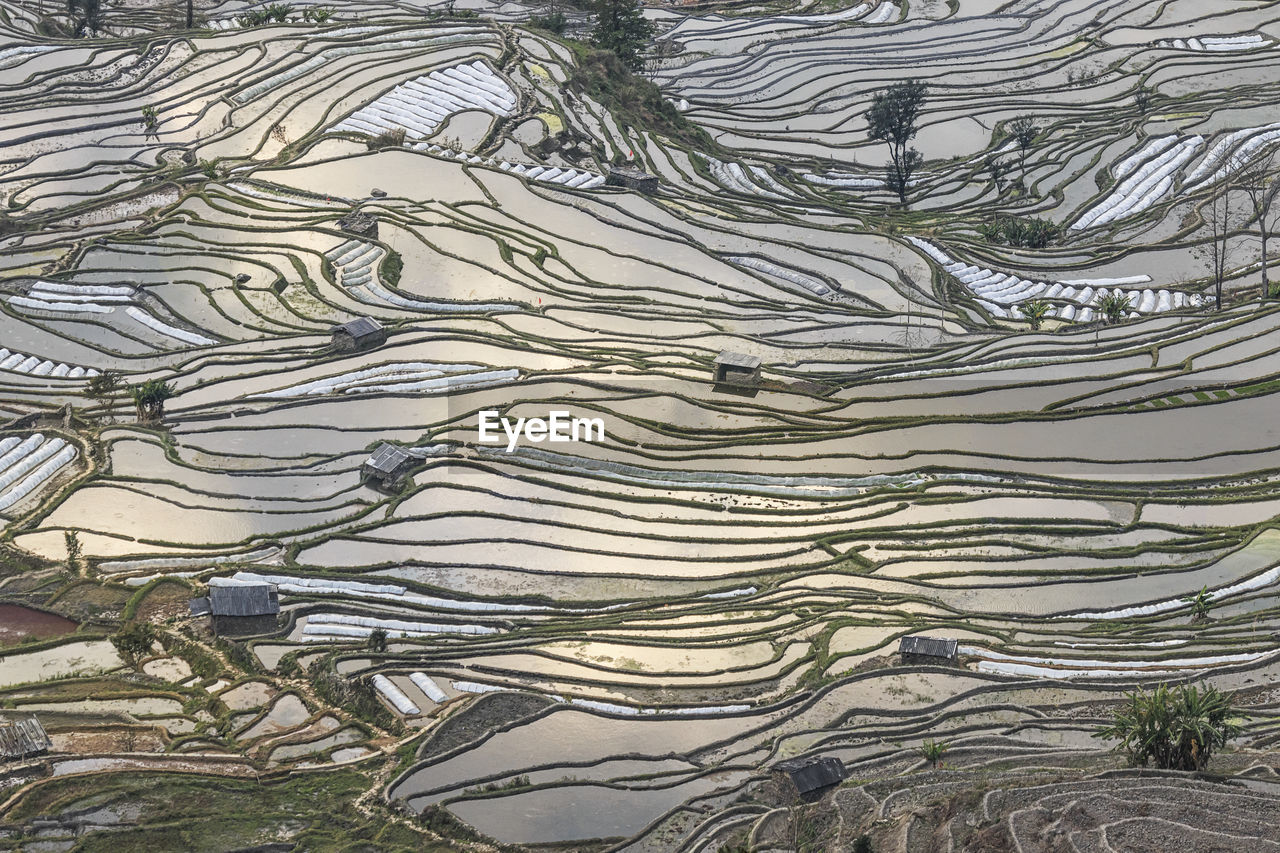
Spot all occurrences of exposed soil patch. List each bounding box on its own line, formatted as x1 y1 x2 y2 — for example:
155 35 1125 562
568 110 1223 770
417 693 556 760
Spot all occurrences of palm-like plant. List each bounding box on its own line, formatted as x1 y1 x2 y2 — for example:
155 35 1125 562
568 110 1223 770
1095 683 1240 771
918 738 949 769
1018 298 1053 330
131 378 175 423
1181 585 1213 621
1096 290 1133 324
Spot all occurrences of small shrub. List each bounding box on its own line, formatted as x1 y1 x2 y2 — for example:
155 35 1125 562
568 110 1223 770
216 637 260 673
918 738 949 768
111 622 157 667
979 215 1060 248
366 127 406 150
64 532 83 572
530 11 567 34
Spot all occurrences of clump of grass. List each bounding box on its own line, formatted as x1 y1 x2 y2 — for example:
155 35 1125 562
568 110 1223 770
367 127 406 150
530 11 567 33
381 249 403 287
978 215 1060 248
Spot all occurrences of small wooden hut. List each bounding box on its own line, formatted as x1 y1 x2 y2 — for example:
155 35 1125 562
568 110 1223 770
714 351 762 386
362 442 415 490
331 316 387 352
606 166 659 193
898 635 959 666
775 756 847 799
199 579 280 637
0 717 51 761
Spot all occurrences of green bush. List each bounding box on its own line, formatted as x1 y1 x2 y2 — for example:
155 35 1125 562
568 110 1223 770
111 622 156 667
978 215 1060 248
1095 683 1240 771
529 11 567 33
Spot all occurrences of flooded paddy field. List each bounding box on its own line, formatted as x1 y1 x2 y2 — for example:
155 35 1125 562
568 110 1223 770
2 0 1280 849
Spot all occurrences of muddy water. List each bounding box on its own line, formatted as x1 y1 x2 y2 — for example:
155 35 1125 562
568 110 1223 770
0 604 77 647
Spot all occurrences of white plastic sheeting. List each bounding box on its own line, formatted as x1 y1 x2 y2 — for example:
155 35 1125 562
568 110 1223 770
907 237 1200 323
323 238 513 313
332 59 516 139
410 672 449 703
702 587 757 599
961 645 1274 679
1185 122 1280 189
7 282 213 348
1159 33 1272 52
124 307 216 346
0 347 95 379
864 2 900 24
416 144 608 190
702 155 792 199
232 570 540 613
451 680 507 694
256 363 519 399
1073 136 1203 229
371 674 421 715
726 256 833 298
0 435 77 512
803 172 887 189
303 613 501 637
1068 564 1280 620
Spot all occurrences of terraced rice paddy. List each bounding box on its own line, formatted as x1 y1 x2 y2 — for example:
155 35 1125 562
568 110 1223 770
2 0 1280 850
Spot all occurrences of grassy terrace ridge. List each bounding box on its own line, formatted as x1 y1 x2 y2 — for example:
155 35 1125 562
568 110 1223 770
0 768 458 852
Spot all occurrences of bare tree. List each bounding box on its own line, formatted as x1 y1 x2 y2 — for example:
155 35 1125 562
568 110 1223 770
1235 147 1280 301
1199 177 1237 311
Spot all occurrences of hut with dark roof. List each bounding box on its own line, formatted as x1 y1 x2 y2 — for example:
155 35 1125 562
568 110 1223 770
331 316 386 352
899 635 959 666
362 442 415 490
775 756 847 800
606 165 659 193
194 580 280 637
337 210 379 239
713 350 762 386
